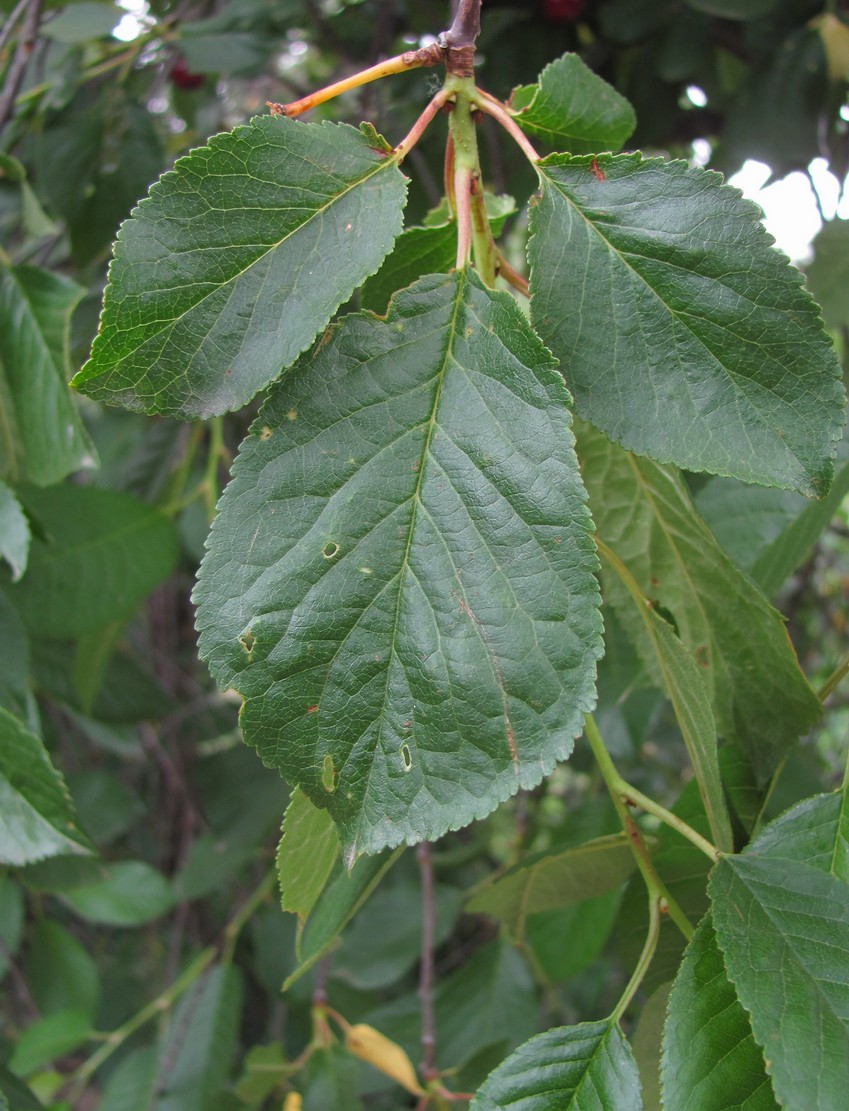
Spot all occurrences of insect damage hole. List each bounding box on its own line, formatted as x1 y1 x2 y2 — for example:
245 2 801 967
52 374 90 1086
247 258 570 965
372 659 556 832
239 629 255 653
400 743 412 771
322 541 340 559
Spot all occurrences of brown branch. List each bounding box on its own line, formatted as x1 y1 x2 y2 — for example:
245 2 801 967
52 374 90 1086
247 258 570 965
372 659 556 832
442 0 480 76
0 0 43 131
417 841 438 1082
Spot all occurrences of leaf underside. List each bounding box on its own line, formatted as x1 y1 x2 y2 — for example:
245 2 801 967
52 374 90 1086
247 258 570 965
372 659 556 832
73 116 407 419
194 269 603 859
530 153 845 495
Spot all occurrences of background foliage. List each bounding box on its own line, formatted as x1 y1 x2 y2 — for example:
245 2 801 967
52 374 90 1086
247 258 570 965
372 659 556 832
1 1 848 1108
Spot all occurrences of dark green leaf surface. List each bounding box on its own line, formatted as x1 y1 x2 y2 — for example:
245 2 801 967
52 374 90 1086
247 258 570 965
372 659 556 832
0 265 94 486
710 854 849 1111
0 706 93 866
470 1020 642 1110
746 792 849 882
0 1069 42 1110
807 218 849 329
155 966 243 1111
195 270 602 858
580 426 820 778
4 485 178 638
465 834 636 937
73 116 407 419
0 482 29 582
277 788 339 920
662 914 779 1111
510 54 636 153
530 154 844 494
94 1047 158 1111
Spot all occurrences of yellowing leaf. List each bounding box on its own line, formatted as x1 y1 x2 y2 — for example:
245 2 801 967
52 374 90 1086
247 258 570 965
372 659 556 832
283 1093 302 1111
345 1024 423 1096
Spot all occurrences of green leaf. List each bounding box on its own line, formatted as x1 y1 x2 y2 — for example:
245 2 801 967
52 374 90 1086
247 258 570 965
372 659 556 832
94 1047 158 1111
8 1010 92 1078
360 193 515 315
4 485 179 638
527 893 623 984
284 847 402 988
807 218 849 330
530 154 845 495
598 542 731 851
301 1045 363 1111
710 854 849 1111
662 914 779 1111
470 1019 642 1110
465 834 636 937
277 788 339 920
579 425 822 779
746 791 849 882
510 54 636 153
0 265 95 486
62 861 175 926
195 269 602 859
0 875 24 980
0 595 31 721
24 920 100 1020
0 1068 43 1110
0 706 93 866
41 3 122 42
631 982 670 1111
0 482 29 582
155 966 243 1111
73 116 408 419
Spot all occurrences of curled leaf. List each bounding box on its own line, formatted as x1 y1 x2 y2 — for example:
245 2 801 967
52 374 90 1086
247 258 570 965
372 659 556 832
345 1023 424 1096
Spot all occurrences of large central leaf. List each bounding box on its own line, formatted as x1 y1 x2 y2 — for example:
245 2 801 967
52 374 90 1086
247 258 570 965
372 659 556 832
529 153 845 495
72 116 407 419
195 270 602 859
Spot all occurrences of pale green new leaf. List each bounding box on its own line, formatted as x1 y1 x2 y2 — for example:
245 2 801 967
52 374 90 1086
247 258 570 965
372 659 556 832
0 481 29 582
806 217 849 329
510 54 636 153
471 1020 642 1110
0 265 95 486
465 834 636 938
0 706 93 866
72 116 406 419
662 914 779 1111
277 788 339 920
579 425 821 779
710 854 849 1111
195 270 602 859
530 154 845 494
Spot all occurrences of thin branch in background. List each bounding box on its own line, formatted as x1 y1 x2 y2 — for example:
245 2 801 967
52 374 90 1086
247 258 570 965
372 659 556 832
0 0 32 58
0 0 43 131
417 841 438 1082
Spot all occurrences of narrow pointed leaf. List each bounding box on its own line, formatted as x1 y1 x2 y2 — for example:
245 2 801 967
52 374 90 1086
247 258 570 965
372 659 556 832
465 834 636 937
579 424 821 779
0 264 94 486
0 706 94 866
598 541 731 851
710 854 849 1111
195 270 602 858
72 117 407 419
510 54 636 153
662 913 779 1111
470 1020 642 1110
530 154 845 494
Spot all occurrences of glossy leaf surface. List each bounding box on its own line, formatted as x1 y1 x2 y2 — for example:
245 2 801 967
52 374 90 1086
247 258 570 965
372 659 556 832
73 116 407 418
662 914 779 1111
711 853 849 1111
510 53 636 153
195 270 602 858
530 154 844 494
471 1020 642 1110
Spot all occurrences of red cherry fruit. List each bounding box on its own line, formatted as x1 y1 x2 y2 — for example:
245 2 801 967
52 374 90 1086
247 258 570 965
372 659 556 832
171 56 204 90
541 0 586 22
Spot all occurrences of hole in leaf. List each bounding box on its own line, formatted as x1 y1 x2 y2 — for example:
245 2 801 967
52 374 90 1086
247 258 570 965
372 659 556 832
239 630 255 653
322 542 340 559
322 754 336 793
400 743 412 770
